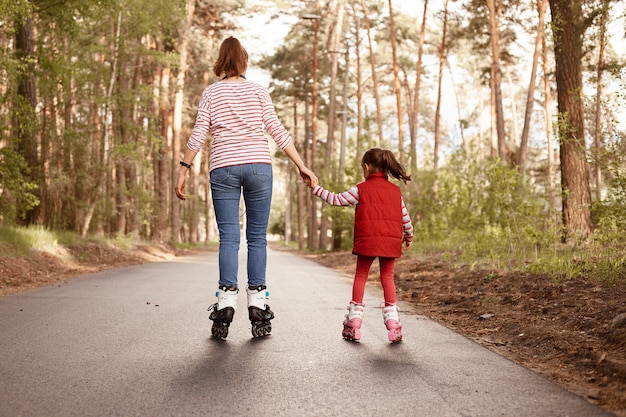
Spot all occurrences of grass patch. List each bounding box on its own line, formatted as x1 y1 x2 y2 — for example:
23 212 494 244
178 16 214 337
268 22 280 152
411 229 626 282
0 225 64 256
526 247 626 281
0 225 148 257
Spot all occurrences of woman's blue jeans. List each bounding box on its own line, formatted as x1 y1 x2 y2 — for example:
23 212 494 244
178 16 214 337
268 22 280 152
210 163 273 289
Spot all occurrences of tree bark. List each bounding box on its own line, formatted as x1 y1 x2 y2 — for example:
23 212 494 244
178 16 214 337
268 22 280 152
486 0 507 162
171 0 195 244
542 22 556 210
593 1 609 202
433 0 449 195
388 0 404 161
320 0 345 251
549 0 593 241
308 1 321 250
518 0 548 172
410 0 428 173
14 17 40 225
360 0 384 148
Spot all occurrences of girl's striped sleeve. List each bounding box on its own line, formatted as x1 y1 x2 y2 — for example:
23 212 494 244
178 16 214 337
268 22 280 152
312 185 359 206
401 197 413 243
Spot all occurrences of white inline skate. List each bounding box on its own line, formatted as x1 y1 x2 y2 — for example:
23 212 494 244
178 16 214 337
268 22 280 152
342 302 365 342
381 303 403 343
247 285 274 338
208 286 238 340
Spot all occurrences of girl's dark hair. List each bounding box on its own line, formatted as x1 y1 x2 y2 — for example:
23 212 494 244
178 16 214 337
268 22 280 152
362 148 411 184
213 36 248 78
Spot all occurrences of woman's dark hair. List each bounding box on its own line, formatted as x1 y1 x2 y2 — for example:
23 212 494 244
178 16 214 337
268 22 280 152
213 36 248 78
362 148 411 184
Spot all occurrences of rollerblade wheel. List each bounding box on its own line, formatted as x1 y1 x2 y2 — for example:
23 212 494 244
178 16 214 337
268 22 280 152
251 321 272 338
342 326 360 342
212 322 229 340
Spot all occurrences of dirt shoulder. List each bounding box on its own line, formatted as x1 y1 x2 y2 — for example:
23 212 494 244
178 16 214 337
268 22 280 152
1 243 625 415
303 250 626 417
0 242 189 297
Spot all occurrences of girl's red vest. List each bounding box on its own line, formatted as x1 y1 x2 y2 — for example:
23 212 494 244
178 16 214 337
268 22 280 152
353 172 403 258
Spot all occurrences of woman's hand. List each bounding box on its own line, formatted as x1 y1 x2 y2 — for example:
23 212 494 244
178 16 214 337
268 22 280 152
175 170 187 200
299 167 318 188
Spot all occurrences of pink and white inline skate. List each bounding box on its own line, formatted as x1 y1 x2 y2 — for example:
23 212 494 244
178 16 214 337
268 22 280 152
382 303 403 343
342 302 365 342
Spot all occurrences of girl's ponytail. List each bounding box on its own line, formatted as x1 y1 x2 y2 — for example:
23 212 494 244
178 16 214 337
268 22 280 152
361 148 411 184
383 150 411 184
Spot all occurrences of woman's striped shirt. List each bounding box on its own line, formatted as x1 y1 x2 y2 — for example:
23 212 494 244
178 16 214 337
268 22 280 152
186 80 293 171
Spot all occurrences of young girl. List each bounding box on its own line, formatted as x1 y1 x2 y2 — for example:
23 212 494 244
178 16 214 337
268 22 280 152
311 148 413 343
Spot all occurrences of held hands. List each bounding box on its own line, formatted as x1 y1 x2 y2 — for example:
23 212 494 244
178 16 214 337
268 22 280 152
300 166 318 188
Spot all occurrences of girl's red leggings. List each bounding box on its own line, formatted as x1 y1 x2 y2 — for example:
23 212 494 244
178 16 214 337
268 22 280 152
351 255 396 305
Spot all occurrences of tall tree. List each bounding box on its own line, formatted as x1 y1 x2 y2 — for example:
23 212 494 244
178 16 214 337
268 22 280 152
320 0 345 251
542 23 557 209
486 0 507 162
409 0 428 174
517 0 548 172
350 1 364 159
13 16 39 224
548 0 593 241
388 0 404 161
360 0 384 148
433 0 450 191
593 0 609 202
171 0 195 244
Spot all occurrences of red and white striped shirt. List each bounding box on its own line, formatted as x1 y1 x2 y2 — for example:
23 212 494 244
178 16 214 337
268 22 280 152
186 80 293 171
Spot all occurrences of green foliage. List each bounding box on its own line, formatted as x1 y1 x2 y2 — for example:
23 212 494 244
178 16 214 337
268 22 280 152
591 135 626 245
0 147 39 223
0 0 32 24
525 244 626 282
0 224 77 256
403 147 626 281
409 151 558 266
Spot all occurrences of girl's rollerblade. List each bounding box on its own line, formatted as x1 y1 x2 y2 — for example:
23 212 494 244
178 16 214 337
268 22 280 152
208 286 238 340
342 302 365 342
247 285 274 338
382 303 402 343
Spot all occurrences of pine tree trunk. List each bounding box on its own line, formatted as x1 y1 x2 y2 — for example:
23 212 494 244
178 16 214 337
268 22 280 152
593 1 609 202
518 0 548 172
542 24 556 210
351 2 364 160
308 2 320 251
433 0 449 195
171 0 195 244
549 0 593 241
486 0 507 162
14 17 40 225
156 64 172 242
360 0 384 148
388 0 404 161
410 0 428 174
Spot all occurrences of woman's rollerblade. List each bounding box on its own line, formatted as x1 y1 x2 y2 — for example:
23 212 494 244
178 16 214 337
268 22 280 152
382 303 402 343
247 285 274 338
208 286 238 340
342 302 365 342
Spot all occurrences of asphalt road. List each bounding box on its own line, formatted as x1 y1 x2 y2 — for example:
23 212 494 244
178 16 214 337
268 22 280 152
0 248 614 417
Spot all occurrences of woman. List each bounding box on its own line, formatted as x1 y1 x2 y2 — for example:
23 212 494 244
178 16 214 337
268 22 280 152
175 36 316 340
